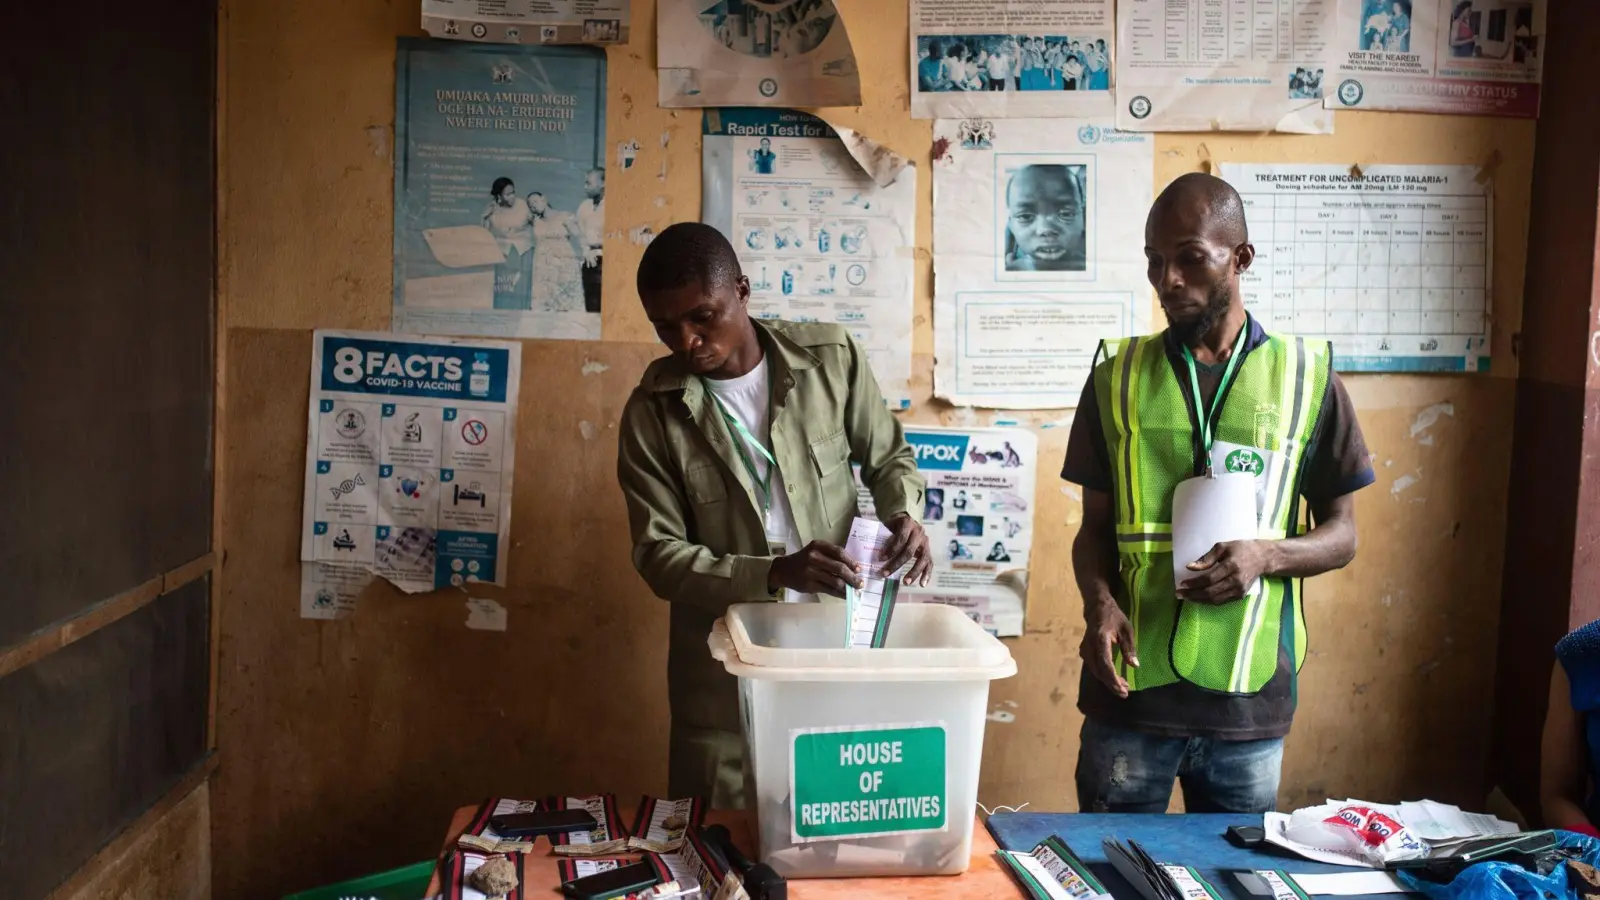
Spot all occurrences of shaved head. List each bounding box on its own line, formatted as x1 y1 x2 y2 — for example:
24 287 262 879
1149 172 1248 246
1144 172 1255 347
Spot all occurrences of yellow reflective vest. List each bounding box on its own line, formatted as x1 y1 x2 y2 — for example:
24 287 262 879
1092 330 1331 694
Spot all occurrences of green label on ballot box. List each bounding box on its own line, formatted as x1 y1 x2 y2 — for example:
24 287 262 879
790 723 947 841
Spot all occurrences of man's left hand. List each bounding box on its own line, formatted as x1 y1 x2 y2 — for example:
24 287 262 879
1176 540 1272 604
882 513 933 587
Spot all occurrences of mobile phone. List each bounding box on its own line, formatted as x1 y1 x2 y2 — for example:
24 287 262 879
560 860 659 900
488 809 598 837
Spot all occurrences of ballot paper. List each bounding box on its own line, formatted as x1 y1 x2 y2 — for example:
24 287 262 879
1237 869 1409 897
1171 473 1258 592
844 517 899 649
1104 837 1224 900
996 835 1114 900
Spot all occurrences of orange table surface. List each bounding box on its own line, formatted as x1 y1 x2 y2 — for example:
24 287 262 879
424 803 1016 899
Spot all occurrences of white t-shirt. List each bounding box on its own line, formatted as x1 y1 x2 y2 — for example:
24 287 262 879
986 52 1011 79
703 357 812 603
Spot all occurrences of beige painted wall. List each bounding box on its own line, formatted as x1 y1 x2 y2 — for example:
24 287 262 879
216 0 1531 894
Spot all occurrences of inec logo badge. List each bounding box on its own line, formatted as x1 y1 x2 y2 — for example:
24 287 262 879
1225 448 1266 476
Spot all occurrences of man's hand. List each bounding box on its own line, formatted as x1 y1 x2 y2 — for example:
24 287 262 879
583 247 602 267
768 541 862 598
1177 539 1272 604
881 513 933 587
1081 596 1137 698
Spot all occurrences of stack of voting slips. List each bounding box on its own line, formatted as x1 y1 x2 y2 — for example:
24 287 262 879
843 518 898 649
1103 837 1224 900
996 835 1112 899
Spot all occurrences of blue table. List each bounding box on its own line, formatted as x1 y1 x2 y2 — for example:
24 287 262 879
986 813 1402 899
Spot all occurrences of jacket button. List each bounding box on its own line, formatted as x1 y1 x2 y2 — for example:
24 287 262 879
786 484 794 493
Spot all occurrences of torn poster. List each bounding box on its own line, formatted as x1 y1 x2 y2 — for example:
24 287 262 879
910 0 1114 120
1115 0 1337 133
1220 162 1492 372
300 331 522 595
1327 0 1544 117
703 108 916 408
932 118 1152 408
657 0 861 108
300 562 370 621
393 39 607 340
421 0 631 45
856 426 1038 638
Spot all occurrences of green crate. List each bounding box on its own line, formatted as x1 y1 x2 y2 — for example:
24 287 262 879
281 860 436 900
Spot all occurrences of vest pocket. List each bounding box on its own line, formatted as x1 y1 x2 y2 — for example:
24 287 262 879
809 430 856 527
1171 581 1283 695
685 464 729 505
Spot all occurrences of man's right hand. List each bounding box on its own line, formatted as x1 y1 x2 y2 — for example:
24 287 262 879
768 541 863 598
1080 596 1138 698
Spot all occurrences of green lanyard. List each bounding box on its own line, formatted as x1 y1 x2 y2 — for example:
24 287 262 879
703 381 778 513
1180 324 1248 478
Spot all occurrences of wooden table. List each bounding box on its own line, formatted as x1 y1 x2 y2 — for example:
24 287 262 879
425 803 1016 898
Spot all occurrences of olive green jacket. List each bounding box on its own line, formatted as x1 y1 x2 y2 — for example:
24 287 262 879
616 319 925 732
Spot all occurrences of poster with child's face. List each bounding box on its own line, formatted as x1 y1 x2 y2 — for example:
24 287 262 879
994 156 1093 281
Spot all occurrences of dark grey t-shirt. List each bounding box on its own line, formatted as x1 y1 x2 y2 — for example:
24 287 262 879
1060 319 1374 740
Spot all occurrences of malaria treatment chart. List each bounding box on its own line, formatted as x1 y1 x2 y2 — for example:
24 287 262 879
300 330 522 600
1222 163 1491 372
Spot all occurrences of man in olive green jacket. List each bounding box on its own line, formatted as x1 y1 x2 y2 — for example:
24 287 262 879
617 223 932 807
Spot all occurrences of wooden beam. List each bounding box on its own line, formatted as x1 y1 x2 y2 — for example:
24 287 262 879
44 754 218 900
0 552 215 681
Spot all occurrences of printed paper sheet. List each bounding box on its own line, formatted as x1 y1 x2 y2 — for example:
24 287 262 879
1220 163 1492 372
857 426 1038 638
932 118 1151 409
1115 0 1337 133
702 108 916 408
299 330 521 606
910 0 1114 120
421 0 630 45
1327 0 1544 116
657 0 861 108
394 39 607 340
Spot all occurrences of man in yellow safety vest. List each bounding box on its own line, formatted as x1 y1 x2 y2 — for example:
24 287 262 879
1061 173 1374 812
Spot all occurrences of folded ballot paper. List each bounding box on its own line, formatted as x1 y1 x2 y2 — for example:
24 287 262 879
843 517 899 649
996 835 1113 900
1262 799 1518 868
1103 837 1225 900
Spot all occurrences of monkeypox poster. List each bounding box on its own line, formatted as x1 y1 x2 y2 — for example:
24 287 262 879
299 330 521 616
856 426 1036 637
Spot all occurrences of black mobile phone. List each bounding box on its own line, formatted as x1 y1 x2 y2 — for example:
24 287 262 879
560 860 659 900
488 809 598 837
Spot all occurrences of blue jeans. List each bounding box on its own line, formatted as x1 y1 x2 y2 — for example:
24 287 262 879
1075 717 1284 814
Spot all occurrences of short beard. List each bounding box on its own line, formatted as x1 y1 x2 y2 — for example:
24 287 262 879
1167 283 1233 347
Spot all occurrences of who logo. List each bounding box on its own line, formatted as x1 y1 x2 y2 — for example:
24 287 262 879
1224 448 1266 477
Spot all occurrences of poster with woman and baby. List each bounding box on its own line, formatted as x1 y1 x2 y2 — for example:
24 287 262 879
394 39 607 340
1328 0 1545 117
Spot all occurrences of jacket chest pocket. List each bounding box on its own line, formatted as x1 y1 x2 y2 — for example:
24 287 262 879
809 430 857 528
684 463 733 547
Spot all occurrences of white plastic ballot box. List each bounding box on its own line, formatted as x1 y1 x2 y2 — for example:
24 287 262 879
708 602 1017 879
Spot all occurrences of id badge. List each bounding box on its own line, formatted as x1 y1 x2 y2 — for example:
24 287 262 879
1210 440 1283 525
